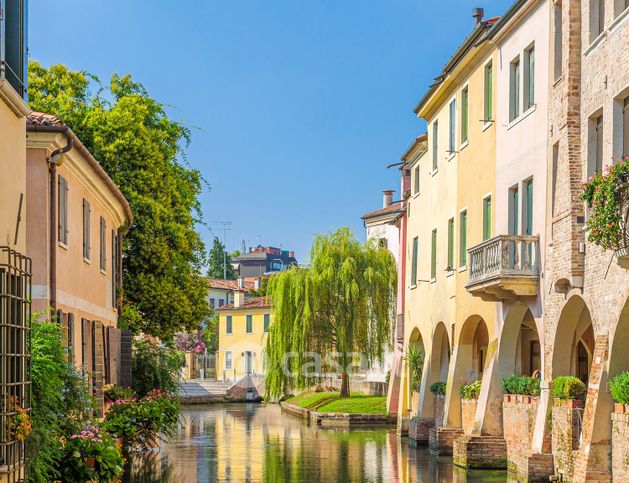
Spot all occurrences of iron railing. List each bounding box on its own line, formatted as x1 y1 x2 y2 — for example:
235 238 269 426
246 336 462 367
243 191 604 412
0 247 32 483
467 235 539 286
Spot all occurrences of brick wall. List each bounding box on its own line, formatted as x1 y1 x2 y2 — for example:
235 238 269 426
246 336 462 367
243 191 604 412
611 411 629 482
434 394 445 427
408 417 434 444
552 399 584 477
503 397 539 475
461 398 477 434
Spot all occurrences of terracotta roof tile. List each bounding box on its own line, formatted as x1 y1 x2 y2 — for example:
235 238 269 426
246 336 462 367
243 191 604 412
207 278 255 291
27 111 64 127
218 296 271 311
362 202 403 220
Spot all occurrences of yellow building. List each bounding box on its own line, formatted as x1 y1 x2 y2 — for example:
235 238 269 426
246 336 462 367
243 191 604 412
401 12 499 443
217 290 271 380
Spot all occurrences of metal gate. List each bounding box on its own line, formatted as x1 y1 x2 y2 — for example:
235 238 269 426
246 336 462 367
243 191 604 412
0 247 32 483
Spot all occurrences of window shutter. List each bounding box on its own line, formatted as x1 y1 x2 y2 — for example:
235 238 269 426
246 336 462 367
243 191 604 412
68 313 75 363
100 217 106 271
63 178 68 244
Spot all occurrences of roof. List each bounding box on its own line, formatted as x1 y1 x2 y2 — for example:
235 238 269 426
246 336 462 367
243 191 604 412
362 202 404 221
486 0 528 40
218 296 271 311
413 16 499 115
26 112 133 227
207 278 255 291
400 133 428 162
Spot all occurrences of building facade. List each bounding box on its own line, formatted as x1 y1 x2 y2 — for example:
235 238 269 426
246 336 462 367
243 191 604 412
232 246 297 279
26 112 133 412
217 292 271 380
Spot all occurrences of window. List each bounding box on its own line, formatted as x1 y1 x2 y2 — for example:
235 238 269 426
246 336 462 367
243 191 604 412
413 165 420 195
625 97 629 158
510 56 521 122
591 0 605 41
432 121 439 170
448 99 456 154
615 96 629 159
210 298 216 309
82 199 91 260
461 86 469 144
411 236 419 285
225 351 232 369
431 229 437 280
508 186 519 235
459 210 467 267
99 217 106 271
447 218 454 270
552 143 559 214
615 0 629 17
58 175 68 244
523 179 534 236
218 299 225 307
226 315 233 334
588 113 604 176
246 314 253 333
483 196 492 241
484 62 493 121
554 2 563 80
524 45 535 110
264 313 271 332
112 231 118 307
378 238 388 249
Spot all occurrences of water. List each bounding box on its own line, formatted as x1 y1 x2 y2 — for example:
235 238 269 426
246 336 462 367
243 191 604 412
124 403 507 482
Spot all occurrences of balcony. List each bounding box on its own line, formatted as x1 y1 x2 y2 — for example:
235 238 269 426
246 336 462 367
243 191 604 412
466 235 539 301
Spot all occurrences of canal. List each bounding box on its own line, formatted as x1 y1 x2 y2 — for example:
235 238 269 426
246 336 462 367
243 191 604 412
125 403 508 482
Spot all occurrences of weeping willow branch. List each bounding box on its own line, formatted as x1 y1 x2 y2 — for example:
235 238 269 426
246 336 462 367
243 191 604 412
265 227 397 401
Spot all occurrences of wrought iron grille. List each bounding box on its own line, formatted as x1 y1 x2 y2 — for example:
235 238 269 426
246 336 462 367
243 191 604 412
0 247 32 483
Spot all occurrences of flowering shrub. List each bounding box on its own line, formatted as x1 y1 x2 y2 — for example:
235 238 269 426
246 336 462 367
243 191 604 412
174 330 206 354
581 157 629 250
103 389 180 450
132 335 184 398
59 424 123 482
103 384 134 404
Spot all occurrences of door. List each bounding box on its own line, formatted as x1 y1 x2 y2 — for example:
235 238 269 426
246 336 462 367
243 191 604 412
245 351 253 375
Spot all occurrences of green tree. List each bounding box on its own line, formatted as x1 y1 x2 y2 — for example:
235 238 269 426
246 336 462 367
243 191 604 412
28 61 210 339
265 227 397 400
207 236 236 279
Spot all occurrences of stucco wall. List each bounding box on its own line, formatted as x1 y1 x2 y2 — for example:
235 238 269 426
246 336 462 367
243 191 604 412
218 309 270 379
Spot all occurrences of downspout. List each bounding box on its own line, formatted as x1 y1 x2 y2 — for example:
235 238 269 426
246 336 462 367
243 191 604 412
47 137 73 311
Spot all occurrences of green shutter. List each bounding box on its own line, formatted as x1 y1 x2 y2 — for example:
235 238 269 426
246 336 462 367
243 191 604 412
264 314 270 332
431 229 437 279
447 219 454 270
485 62 493 120
226 315 233 334
461 87 469 143
526 180 534 235
432 121 439 170
411 237 418 284
459 211 467 267
246 314 253 333
483 197 492 241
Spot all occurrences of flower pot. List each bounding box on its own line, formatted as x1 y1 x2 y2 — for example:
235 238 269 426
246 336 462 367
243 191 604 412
614 403 624 414
516 394 523 403
522 395 531 404
625 403 629 414
503 394 511 403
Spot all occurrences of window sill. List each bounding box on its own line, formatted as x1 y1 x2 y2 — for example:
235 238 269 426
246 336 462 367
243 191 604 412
458 265 467 273
506 104 537 131
430 278 436 284
410 284 418 290
460 140 469 151
584 31 607 57
552 75 564 88
58 241 68 251
430 168 438 177
482 121 493 132
413 192 420 199
446 152 456 162
446 270 455 278
83 257 91 265
610 7 629 34
100 269 107 276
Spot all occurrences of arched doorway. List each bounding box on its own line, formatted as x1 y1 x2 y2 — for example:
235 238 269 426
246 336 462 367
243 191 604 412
406 327 425 418
444 315 489 427
420 322 450 425
551 295 594 384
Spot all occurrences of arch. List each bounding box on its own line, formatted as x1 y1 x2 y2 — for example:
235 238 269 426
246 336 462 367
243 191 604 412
551 294 594 382
416 322 451 423
478 302 541 435
444 315 489 428
406 327 426 418
609 297 629 379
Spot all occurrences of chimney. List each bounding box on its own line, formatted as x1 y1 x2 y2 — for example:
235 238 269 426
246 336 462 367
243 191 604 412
472 7 484 25
238 276 245 289
254 278 261 290
234 290 245 308
383 190 395 208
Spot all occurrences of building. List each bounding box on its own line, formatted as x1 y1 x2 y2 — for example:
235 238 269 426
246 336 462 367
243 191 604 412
216 291 271 380
361 190 404 265
207 277 256 310
25 112 133 412
232 246 297 278
0 2 30 482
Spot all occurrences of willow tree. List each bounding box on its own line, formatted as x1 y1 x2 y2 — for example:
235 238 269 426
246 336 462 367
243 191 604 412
266 227 397 400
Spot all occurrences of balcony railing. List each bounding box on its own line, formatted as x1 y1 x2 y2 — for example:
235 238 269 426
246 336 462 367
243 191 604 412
466 235 539 300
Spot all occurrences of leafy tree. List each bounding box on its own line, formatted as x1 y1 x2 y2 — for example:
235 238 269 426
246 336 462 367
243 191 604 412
265 227 397 400
207 236 236 279
28 61 210 339
248 276 269 297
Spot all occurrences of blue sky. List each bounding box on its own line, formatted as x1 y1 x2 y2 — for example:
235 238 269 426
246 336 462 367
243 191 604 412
30 0 511 263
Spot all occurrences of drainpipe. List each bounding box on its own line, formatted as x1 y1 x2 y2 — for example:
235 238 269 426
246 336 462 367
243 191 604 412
48 137 73 310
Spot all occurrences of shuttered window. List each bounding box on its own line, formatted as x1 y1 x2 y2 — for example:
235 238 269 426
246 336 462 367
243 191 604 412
431 229 437 280
226 315 233 334
246 314 253 334
99 217 106 271
112 231 118 307
483 196 492 241
264 314 271 332
58 176 68 244
459 210 467 267
411 237 418 285
484 62 493 121
461 86 469 144
447 218 454 270
83 199 91 260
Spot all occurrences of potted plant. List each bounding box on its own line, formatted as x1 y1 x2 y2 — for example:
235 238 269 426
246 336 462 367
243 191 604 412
610 371 629 413
501 375 540 403
59 424 124 482
552 376 587 408
459 380 481 432
405 346 424 415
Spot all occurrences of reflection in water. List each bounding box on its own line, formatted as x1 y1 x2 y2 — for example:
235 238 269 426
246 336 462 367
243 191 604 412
125 403 507 482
